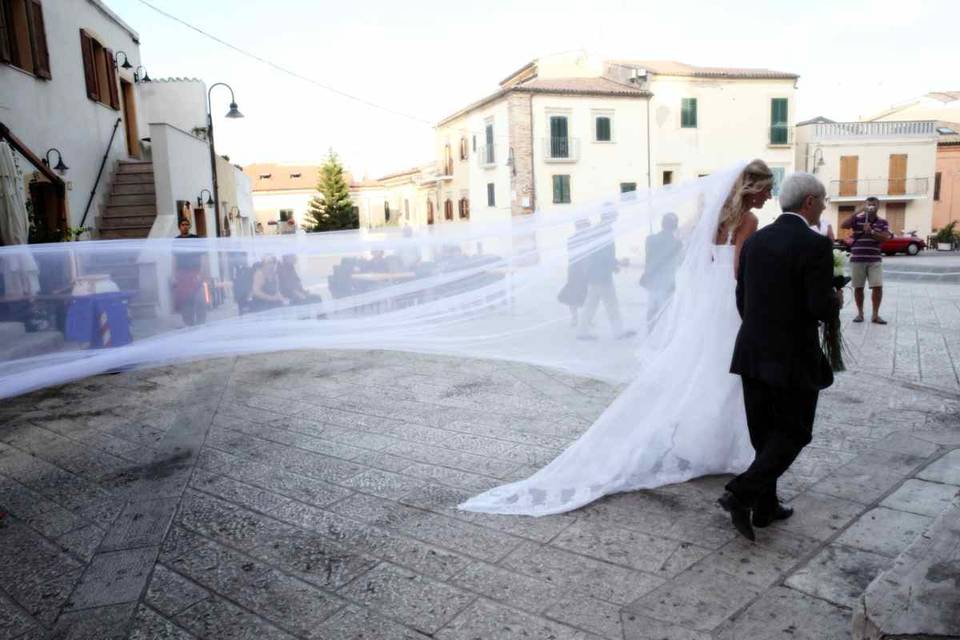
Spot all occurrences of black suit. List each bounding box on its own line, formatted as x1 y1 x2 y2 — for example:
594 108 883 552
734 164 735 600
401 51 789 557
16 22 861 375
726 213 840 516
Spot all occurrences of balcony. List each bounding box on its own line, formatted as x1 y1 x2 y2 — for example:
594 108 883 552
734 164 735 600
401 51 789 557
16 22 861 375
769 125 793 146
477 145 496 168
828 177 930 201
811 120 937 141
543 137 580 163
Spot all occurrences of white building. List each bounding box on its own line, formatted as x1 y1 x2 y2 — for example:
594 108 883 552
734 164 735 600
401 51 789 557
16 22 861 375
0 0 147 240
432 52 798 226
863 91 960 124
795 119 939 238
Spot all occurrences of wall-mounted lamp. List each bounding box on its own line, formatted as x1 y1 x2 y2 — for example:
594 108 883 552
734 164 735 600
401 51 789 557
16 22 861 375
134 66 151 83
197 189 214 208
114 51 133 70
811 147 825 174
42 148 69 175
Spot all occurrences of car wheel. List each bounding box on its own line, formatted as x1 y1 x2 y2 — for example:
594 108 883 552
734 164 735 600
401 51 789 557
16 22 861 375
906 243 919 255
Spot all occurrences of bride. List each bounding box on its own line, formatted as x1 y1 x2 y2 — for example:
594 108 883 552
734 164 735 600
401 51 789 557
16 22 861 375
459 160 776 517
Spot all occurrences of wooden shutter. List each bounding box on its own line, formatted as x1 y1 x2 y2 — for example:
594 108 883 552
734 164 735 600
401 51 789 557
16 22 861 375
104 47 120 109
80 29 100 101
26 0 49 78
884 203 905 234
888 154 907 195
0 0 13 64
839 155 858 197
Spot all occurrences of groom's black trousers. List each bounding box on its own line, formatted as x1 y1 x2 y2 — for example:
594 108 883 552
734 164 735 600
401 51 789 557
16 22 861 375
726 376 818 515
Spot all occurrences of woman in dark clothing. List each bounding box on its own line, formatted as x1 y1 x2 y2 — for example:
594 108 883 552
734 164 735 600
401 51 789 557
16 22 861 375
557 219 592 326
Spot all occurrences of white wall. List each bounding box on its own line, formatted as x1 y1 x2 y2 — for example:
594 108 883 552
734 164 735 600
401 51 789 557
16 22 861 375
531 94 649 209
149 123 215 238
251 190 315 231
140 79 207 137
0 0 145 229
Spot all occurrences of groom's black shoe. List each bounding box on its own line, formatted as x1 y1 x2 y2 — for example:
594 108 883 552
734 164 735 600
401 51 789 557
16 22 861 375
718 491 755 542
752 504 794 528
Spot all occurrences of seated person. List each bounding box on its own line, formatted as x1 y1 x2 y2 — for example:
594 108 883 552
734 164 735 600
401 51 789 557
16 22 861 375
278 254 323 305
359 249 388 273
249 256 288 311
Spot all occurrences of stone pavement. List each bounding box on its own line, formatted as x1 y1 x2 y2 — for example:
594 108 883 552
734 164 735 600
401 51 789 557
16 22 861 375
0 280 957 640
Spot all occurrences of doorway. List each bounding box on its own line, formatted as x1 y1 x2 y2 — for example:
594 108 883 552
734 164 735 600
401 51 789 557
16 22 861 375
120 79 139 158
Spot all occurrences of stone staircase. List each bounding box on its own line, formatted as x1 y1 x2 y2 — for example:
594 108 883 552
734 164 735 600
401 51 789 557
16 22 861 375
97 161 157 240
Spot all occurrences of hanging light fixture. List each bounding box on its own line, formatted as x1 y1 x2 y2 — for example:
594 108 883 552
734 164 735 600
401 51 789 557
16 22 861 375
115 51 133 70
43 148 69 175
197 189 214 208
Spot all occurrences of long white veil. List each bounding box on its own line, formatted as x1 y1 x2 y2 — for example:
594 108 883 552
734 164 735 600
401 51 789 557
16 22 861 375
0 166 744 411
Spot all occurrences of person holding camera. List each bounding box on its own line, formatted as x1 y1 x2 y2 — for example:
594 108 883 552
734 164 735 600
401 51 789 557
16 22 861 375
841 196 893 324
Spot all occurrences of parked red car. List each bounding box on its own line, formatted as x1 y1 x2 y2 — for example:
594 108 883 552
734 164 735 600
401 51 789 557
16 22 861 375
835 232 927 256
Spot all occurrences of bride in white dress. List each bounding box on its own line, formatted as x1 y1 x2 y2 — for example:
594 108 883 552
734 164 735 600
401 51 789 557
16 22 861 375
459 160 776 517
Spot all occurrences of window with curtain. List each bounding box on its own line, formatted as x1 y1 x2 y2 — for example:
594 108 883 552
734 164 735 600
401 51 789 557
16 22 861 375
0 0 50 78
770 98 789 144
552 175 571 204
681 98 697 128
596 117 612 142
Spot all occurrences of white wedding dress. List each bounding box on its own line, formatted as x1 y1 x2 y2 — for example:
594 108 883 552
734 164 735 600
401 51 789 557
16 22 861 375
459 203 755 516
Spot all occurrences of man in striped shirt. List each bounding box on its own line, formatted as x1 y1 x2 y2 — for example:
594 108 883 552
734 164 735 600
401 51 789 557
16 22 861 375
841 197 893 324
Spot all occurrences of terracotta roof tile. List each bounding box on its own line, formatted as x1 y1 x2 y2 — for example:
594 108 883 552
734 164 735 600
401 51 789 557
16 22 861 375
613 60 798 80
243 163 357 192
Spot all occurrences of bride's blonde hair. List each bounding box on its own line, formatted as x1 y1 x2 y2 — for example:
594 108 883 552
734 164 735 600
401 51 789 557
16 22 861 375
717 159 774 236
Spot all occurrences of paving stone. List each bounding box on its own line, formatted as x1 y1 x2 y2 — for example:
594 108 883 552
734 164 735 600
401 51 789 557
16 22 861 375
713 586 851 639
880 478 960 517
315 605 432 640
785 543 890 609
56 523 107 562
868 431 941 458
656 542 714 578
0 592 40 639
338 562 474 634
916 448 960 485
449 560 565 614
100 497 178 552
502 543 665 605
695 530 820 587
811 450 926 505
174 595 298 640
836 506 932 558
0 522 83 586
771 491 864 541
549 520 684 573
50 602 136 640
66 546 158 611
436 598 583 640
623 565 763 632
339 469 429 500
621 612 712 640
145 564 211 617
544 595 624 640
128 605 197 640
176 491 295 552
251 528 380 590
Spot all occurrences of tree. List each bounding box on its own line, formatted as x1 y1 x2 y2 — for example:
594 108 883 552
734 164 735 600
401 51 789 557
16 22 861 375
307 150 357 232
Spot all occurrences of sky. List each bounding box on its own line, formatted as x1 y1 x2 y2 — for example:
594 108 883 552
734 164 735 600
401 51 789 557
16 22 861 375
108 0 959 178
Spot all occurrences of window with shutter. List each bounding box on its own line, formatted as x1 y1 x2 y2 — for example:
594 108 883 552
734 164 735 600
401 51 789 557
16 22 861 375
552 175 571 204
25 0 48 78
596 117 612 142
104 47 120 109
444 199 453 221
681 98 697 128
0 0 14 64
80 30 99 101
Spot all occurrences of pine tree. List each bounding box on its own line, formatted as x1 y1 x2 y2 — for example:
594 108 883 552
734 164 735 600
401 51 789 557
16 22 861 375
306 150 358 232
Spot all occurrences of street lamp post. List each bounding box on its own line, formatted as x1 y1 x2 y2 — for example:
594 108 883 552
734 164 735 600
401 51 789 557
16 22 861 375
206 82 244 237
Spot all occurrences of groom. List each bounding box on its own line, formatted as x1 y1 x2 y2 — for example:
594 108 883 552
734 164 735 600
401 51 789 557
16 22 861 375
720 172 842 542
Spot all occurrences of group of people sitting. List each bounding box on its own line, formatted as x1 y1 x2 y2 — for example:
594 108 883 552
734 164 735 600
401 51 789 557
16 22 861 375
237 254 323 313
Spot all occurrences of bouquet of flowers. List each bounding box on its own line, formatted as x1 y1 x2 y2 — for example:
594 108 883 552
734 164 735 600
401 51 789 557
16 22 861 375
823 249 851 372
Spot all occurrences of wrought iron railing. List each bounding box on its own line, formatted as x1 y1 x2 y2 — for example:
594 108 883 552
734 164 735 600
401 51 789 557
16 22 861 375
829 177 930 198
543 137 580 162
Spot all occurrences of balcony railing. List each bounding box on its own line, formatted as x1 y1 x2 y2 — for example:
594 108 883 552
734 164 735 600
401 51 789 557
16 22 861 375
828 177 930 199
477 145 495 167
543 137 580 162
812 120 937 140
769 125 793 146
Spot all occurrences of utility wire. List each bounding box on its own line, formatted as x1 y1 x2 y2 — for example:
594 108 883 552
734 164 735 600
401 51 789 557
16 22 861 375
133 0 435 126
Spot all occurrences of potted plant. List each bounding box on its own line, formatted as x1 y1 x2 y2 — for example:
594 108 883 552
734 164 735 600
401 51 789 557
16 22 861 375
934 221 957 251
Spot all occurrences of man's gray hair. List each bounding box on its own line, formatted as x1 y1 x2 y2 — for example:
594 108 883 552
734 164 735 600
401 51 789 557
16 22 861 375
778 172 825 212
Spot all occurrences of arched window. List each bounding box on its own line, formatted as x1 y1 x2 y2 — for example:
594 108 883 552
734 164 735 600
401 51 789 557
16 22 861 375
444 199 453 221
458 198 470 220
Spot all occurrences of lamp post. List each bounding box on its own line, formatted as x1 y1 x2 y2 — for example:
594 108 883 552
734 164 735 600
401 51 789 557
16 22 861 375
206 83 244 237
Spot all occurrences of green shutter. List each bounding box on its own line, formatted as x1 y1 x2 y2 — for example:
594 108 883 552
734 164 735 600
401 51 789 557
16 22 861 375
771 99 788 144
596 117 611 141
553 176 571 203
681 98 697 128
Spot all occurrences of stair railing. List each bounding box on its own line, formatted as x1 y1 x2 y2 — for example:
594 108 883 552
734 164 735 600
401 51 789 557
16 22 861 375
79 118 123 229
